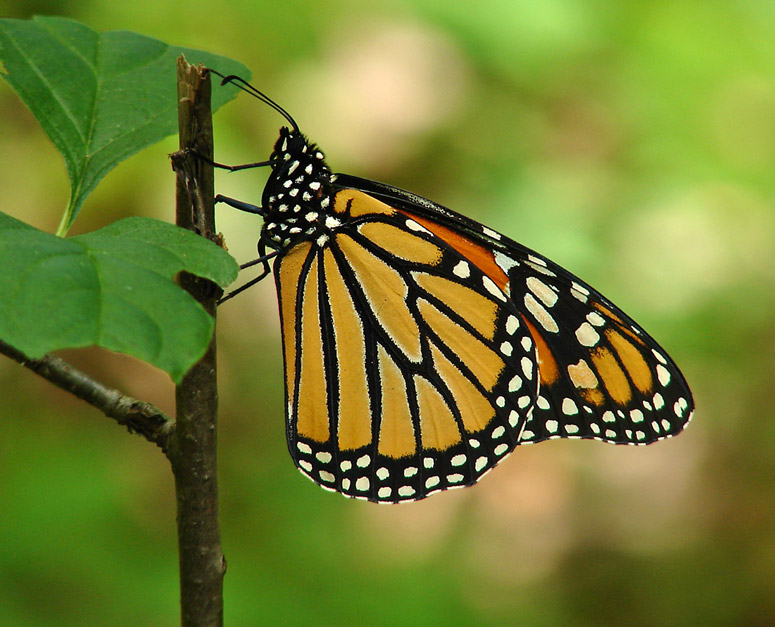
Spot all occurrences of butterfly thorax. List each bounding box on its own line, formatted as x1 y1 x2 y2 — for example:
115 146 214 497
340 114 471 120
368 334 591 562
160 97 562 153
261 127 338 251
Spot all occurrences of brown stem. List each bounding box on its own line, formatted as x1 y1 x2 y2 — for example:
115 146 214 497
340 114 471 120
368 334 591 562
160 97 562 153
168 57 225 627
0 338 174 448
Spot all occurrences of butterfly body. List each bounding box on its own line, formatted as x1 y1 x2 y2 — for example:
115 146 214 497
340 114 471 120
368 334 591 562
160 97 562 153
226 122 694 504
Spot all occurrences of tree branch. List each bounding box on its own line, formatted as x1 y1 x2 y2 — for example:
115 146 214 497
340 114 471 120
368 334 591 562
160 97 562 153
0 338 174 449
168 56 225 627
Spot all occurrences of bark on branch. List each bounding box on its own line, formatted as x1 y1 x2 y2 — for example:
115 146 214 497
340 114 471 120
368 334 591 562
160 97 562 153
0 338 174 449
168 56 225 627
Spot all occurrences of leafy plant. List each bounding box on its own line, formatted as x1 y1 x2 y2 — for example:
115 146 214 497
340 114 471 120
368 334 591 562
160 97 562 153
0 16 248 625
0 15 245 381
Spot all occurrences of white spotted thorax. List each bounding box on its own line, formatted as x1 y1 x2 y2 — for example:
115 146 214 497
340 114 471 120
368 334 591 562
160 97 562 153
262 127 338 250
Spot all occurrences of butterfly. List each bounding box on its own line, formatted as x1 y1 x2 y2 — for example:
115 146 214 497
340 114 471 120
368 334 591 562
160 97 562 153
209 71 694 503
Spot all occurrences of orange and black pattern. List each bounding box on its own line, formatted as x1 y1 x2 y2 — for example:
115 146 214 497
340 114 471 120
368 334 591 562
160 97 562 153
233 126 694 503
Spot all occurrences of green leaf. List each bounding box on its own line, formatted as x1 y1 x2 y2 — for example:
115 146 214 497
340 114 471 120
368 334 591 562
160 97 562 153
0 213 239 383
0 16 250 234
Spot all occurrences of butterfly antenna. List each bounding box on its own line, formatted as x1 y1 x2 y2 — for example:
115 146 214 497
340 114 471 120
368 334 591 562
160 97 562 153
208 69 300 133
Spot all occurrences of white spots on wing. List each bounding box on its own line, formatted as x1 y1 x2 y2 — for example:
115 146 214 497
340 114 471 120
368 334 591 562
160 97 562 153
561 398 578 415
483 276 507 302
355 476 370 492
425 476 440 489
567 359 598 390
586 311 605 327
494 250 519 273
570 281 589 303
406 219 430 233
398 485 415 497
521 356 533 380
526 276 558 307
453 260 470 278
656 364 671 386
297 442 312 455
571 281 589 295
575 322 600 347
652 349 668 365
524 293 559 333
482 226 501 240
506 315 519 335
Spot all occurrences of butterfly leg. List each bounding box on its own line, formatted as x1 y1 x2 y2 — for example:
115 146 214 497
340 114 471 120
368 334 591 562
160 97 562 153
218 245 278 304
187 147 274 172
214 194 266 216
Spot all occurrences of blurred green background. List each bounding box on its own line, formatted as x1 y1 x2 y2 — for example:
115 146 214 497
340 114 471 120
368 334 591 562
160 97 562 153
1 1 774 625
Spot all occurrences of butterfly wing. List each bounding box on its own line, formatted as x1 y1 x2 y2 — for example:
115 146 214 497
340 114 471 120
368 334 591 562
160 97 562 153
336 174 695 448
274 188 540 502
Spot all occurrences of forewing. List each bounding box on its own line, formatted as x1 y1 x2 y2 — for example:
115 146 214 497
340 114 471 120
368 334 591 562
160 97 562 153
347 173 696 448
491 249 694 446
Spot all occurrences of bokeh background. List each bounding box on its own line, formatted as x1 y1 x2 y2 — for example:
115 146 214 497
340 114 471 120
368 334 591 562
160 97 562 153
1 1 774 625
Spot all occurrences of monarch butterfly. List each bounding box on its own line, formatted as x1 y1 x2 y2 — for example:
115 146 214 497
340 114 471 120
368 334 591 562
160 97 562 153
210 71 694 503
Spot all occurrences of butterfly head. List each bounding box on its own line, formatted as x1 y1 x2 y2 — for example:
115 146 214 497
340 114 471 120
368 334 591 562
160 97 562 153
261 127 336 250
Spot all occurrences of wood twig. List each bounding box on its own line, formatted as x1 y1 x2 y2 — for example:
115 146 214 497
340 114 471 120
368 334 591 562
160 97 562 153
0 338 174 449
168 56 225 627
